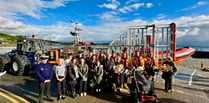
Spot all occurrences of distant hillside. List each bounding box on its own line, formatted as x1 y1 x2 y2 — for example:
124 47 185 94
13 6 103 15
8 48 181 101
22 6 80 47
0 33 24 41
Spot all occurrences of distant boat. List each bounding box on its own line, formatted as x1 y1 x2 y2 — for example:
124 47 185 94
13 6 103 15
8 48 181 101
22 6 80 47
158 47 195 65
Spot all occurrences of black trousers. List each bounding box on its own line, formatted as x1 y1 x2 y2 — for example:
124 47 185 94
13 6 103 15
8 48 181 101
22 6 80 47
130 82 142 103
95 83 102 91
57 79 66 97
165 77 172 91
39 82 51 103
113 73 124 87
79 79 87 94
67 80 77 97
103 74 113 90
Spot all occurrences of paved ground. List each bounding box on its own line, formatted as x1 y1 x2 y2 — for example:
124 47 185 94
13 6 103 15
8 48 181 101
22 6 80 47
0 66 209 103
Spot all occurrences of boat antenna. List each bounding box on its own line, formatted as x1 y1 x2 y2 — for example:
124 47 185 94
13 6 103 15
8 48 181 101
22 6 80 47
70 20 82 45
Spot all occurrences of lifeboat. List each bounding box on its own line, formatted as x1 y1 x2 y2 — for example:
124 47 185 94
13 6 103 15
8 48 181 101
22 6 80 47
158 47 195 65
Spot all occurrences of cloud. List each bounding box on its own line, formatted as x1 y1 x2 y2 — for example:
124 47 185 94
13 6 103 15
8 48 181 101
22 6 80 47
0 16 38 36
0 0 73 19
197 1 208 5
119 3 144 13
125 0 139 5
187 28 200 36
180 1 208 11
146 3 153 8
42 0 70 9
97 11 121 21
154 14 167 20
98 3 118 10
132 3 144 9
108 0 120 5
98 0 120 10
1 15 209 46
98 1 148 21
0 16 74 41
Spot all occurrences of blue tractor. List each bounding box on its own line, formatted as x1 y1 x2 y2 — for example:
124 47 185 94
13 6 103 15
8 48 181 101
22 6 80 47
0 39 46 76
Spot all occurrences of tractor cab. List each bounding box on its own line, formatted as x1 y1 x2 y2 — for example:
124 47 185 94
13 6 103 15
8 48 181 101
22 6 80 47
16 39 44 53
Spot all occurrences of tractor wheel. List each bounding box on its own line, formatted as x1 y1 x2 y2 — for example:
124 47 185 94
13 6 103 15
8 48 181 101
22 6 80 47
12 55 30 76
0 54 11 72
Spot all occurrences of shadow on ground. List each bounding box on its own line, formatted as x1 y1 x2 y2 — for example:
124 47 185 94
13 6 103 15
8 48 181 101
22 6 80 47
0 73 58 103
153 98 187 103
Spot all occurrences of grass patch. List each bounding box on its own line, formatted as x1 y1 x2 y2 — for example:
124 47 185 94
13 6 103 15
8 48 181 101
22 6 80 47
0 33 24 41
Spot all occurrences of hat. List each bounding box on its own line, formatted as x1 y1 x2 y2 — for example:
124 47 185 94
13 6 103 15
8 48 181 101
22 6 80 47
40 54 49 59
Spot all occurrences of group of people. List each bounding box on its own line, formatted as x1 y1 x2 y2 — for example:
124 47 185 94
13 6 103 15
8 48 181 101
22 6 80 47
35 49 177 103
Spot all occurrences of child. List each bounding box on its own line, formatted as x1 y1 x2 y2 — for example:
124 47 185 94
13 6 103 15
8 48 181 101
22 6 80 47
78 58 88 96
55 58 67 100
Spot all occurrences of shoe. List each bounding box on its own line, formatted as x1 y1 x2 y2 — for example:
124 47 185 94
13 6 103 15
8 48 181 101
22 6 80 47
84 92 87 96
167 90 172 93
47 98 54 102
80 93 83 96
123 83 129 89
112 83 116 89
72 94 77 98
62 96 66 100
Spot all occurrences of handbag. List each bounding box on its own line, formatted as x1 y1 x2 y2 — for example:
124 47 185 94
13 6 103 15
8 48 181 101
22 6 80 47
89 79 95 87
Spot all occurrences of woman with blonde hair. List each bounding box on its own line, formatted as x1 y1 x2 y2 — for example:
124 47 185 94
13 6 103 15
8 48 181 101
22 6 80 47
55 58 67 100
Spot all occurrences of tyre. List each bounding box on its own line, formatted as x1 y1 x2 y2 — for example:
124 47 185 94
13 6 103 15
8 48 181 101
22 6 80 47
155 97 161 103
0 54 11 72
12 55 30 76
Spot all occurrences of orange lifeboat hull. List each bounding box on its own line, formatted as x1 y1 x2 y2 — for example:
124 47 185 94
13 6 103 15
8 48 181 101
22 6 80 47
158 47 195 65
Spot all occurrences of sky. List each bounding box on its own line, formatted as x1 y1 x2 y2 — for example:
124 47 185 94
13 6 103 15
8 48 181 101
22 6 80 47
0 0 209 46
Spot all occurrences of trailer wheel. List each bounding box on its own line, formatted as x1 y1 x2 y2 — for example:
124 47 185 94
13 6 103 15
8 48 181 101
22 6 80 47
0 54 11 72
12 55 30 76
155 98 161 103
